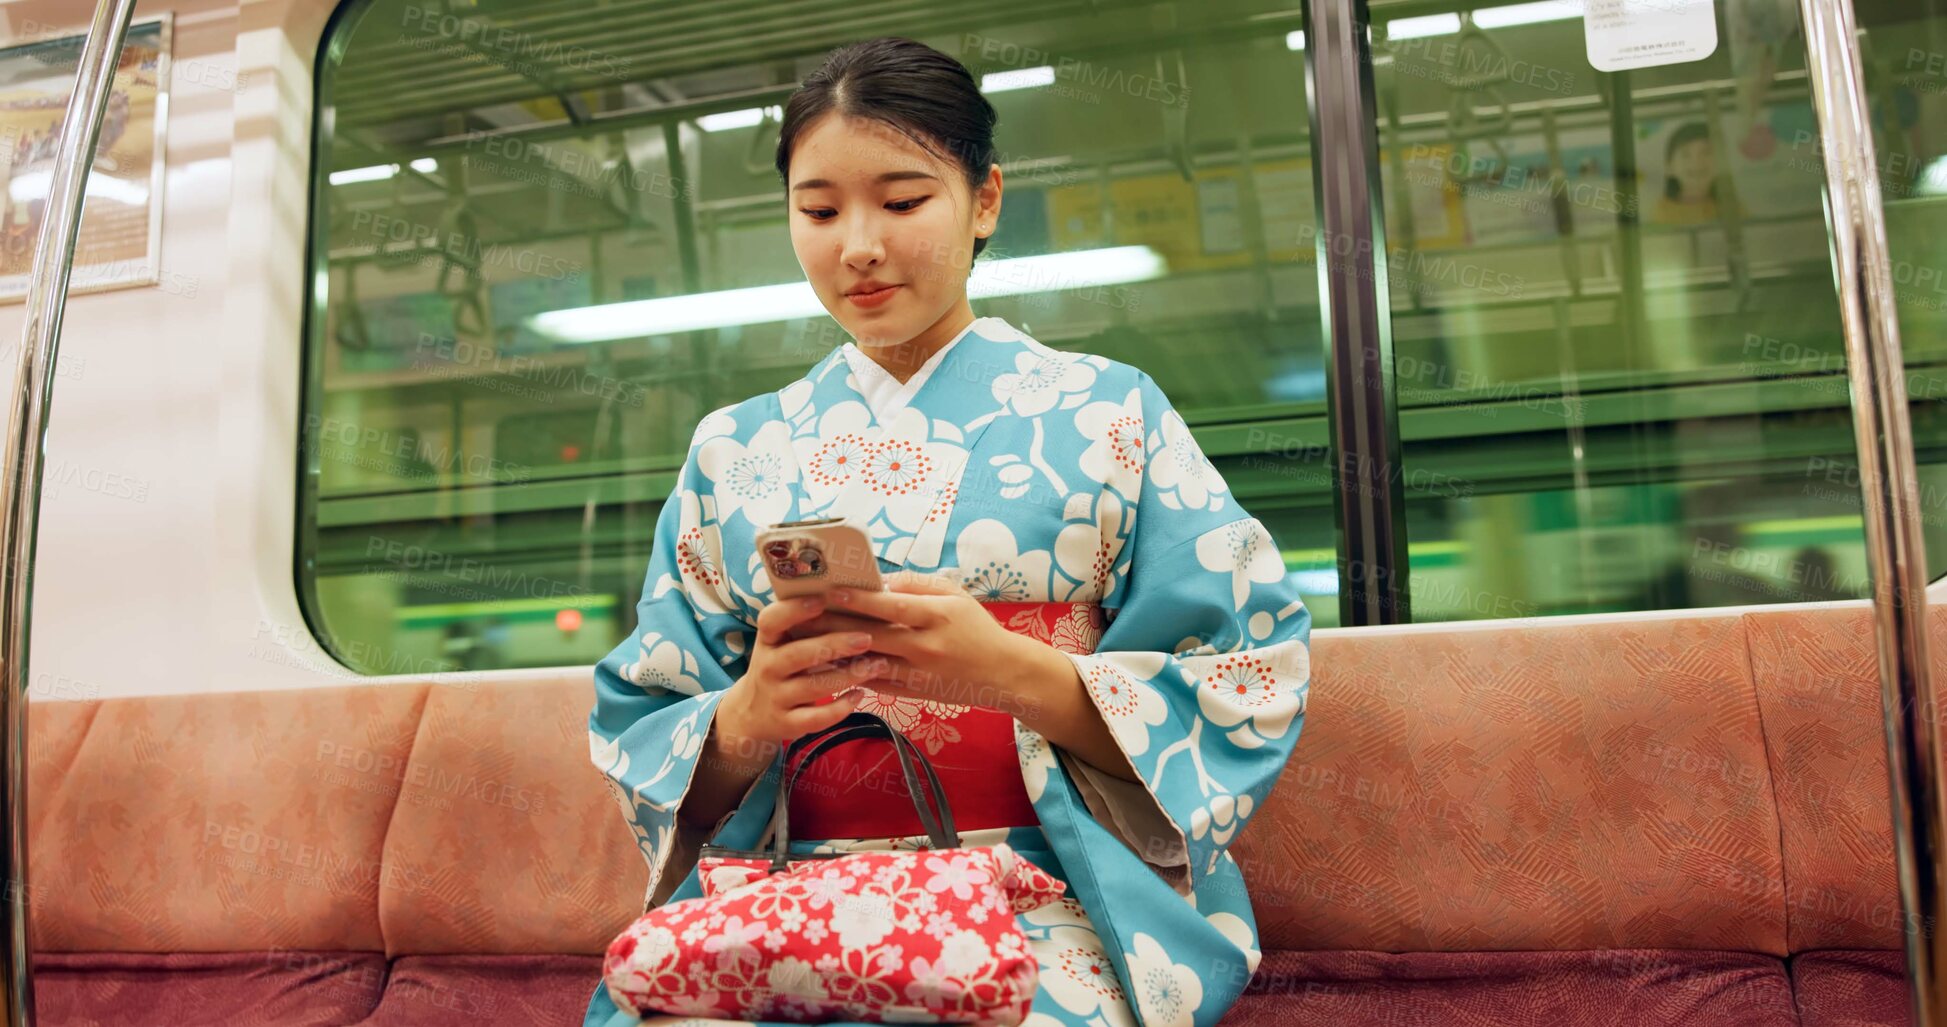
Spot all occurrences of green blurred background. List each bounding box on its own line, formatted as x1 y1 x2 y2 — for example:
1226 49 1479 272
299 0 1947 673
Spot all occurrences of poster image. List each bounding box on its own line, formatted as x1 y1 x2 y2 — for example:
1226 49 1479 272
1252 159 1316 260
0 16 169 302
1443 129 1621 247
494 273 594 354
1636 101 1822 228
1381 143 1467 250
1556 132 1624 236
1048 159 1320 275
1637 113 1733 226
339 291 459 374
1190 159 1314 269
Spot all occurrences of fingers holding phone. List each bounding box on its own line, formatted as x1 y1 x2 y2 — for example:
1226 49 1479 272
756 518 884 600
721 596 887 744
758 517 893 646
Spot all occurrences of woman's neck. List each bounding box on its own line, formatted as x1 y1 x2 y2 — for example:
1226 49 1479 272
857 302 976 383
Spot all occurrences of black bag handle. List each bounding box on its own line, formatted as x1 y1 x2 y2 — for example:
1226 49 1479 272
699 711 960 872
774 721 957 865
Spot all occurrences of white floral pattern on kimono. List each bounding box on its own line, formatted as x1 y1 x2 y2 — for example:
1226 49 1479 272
586 317 1311 1027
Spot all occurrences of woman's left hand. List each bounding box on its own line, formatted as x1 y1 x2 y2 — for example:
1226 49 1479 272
792 571 1065 719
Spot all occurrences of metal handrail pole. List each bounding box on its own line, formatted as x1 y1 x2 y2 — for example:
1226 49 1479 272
1794 0 1943 1021
0 1 141 1024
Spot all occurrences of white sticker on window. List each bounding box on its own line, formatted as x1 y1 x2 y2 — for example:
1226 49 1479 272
1584 0 1719 72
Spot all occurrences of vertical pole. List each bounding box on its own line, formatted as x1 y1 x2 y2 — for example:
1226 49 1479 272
1305 0 1410 626
0 1 140 1023
1794 0 1943 1021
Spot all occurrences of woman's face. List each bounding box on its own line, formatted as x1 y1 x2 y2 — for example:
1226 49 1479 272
1669 137 1715 200
786 113 1001 349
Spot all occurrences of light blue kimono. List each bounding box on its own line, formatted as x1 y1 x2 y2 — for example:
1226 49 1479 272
585 316 1312 1027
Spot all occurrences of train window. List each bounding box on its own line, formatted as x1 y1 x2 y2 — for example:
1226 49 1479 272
1361 0 1918 619
299 0 1331 673
1856 0 1947 592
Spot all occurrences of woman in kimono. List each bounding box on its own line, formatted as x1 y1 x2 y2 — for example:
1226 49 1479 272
585 36 1312 1027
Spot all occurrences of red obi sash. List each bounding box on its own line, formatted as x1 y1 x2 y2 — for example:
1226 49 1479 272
783 601 1107 840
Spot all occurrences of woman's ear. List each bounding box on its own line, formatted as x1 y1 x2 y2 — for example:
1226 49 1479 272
975 163 1003 237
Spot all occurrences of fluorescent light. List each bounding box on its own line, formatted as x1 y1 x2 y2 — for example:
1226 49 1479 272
87 175 149 205
1290 26 1378 48
7 169 147 205
967 245 1166 301
1921 155 1947 196
1287 570 1339 595
328 159 436 184
1744 515 1863 536
981 66 1055 93
397 594 614 620
1379 3 1579 41
533 282 822 341
329 163 398 185
526 246 1168 344
1386 13 1461 39
697 105 781 132
1474 0 1583 29
1282 539 1469 564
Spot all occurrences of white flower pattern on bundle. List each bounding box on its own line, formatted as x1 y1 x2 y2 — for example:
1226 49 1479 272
604 843 1066 1027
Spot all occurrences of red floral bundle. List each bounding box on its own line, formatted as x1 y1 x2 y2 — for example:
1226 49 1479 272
603 712 1066 1026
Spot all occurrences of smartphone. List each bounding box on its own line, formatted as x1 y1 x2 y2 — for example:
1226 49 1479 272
755 517 884 600
757 518 887 705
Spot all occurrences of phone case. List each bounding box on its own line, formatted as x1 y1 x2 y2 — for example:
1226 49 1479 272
756 518 884 599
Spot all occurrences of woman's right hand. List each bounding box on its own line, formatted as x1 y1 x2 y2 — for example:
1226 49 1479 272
678 597 886 835
718 596 886 748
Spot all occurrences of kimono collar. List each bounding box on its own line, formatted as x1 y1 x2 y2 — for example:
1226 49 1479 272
838 317 978 422
778 316 1028 570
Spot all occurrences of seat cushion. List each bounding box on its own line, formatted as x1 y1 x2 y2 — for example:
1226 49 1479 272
30 686 426 953
31 951 387 1026
378 678 646 956
1218 950 1799 1026
1792 949 1909 1027
31 948 1837 1026
1745 606 1906 951
1246 616 1786 953
345 954 600 1026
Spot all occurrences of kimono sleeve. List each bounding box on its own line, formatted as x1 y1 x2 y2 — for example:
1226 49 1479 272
587 432 755 910
1057 371 1312 896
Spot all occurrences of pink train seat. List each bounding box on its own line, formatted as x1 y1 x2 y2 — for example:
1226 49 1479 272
25 601 1926 1025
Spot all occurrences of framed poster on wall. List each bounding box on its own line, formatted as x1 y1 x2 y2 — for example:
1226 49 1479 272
0 14 169 302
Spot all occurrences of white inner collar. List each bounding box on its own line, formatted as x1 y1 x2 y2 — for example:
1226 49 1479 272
840 318 983 421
